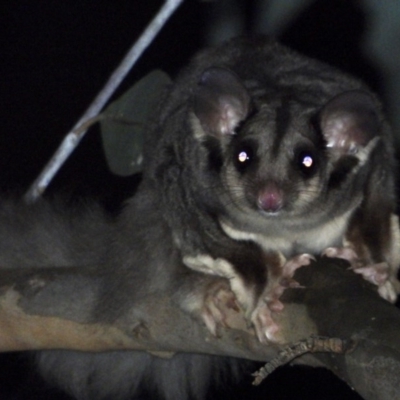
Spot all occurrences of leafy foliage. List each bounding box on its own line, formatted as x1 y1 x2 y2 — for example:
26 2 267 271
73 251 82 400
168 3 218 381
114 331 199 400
100 70 171 176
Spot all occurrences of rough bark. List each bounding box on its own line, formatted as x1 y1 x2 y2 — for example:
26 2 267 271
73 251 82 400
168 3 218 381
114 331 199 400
0 256 399 399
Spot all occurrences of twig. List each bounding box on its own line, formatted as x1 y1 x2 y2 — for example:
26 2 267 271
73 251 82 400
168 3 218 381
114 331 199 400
24 0 185 203
252 335 356 386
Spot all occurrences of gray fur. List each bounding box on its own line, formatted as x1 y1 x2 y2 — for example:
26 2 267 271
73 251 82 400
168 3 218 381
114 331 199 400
0 37 397 399
37 351 246 400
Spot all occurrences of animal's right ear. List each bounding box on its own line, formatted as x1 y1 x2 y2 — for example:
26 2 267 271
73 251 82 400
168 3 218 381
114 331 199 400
193 67 250 137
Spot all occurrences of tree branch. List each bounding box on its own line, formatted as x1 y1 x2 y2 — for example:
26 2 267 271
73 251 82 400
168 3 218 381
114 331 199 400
24 0 185 203
0 257 399 399
280 257 400 400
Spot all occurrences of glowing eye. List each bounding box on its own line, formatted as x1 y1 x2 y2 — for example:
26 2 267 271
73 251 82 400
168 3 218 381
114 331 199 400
234 144 255 172
295 149 317 177
302 155 313 168
238 151 249 163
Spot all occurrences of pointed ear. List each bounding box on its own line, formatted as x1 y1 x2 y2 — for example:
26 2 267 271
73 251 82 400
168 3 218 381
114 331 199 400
320 90 381 156
193 67 250 137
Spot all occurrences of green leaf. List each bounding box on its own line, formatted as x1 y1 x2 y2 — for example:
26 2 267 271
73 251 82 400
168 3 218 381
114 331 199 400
100 70 171 176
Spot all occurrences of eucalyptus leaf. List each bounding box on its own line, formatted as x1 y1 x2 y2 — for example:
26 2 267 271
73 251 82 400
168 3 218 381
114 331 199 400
100 70 171 176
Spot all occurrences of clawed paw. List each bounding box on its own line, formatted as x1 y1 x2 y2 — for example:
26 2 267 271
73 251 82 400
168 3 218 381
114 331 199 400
352 262 398 302
351 262 389 285
282 253 315 277
251 300 280 343
251 253 312 343
322 246 397 303
322 246 359 265
201 280 239 336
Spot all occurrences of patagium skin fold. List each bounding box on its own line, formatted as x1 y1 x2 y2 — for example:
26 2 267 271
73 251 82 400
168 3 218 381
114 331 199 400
0 37 397 399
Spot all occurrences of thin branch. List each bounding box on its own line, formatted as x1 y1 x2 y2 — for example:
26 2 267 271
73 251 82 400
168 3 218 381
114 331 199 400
252 335 356 385
24 0 185 203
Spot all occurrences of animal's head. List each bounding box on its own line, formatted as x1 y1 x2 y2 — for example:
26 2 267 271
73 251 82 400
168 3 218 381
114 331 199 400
191 67 384 230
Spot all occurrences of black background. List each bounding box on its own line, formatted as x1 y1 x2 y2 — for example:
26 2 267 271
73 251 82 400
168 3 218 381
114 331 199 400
0 1 391 399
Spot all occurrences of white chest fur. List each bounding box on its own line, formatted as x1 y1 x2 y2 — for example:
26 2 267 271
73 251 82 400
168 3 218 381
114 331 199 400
220 209 353 257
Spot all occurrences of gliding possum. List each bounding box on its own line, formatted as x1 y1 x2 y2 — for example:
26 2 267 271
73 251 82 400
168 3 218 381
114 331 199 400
1 37 399 400
143 35 400 341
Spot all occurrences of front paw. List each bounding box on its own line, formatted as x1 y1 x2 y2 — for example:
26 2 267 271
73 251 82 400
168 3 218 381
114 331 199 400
252 253 313 343
322 247 397 302
250 300 280 343
352 262 397 302
200 280 240 336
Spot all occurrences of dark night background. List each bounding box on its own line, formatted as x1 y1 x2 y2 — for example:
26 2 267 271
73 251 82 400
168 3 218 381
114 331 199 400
0 1 396 399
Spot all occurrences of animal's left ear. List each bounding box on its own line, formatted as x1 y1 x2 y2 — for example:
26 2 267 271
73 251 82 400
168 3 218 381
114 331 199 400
320 90 381 156
193 67 250 137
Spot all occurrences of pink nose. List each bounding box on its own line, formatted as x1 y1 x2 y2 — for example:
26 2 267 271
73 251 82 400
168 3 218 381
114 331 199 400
258 185 283 212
